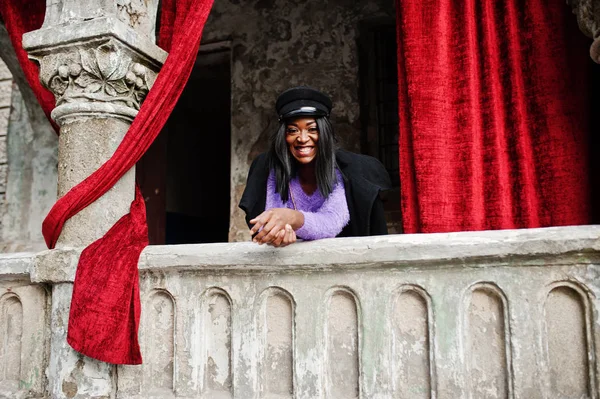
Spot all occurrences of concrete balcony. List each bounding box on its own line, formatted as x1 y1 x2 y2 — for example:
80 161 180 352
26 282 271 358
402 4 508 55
0 225 599 398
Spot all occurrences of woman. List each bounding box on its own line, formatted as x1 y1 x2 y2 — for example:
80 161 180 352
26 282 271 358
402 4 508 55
239 86 391 247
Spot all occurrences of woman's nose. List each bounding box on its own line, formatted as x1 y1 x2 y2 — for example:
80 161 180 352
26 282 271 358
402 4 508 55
297 130 310 142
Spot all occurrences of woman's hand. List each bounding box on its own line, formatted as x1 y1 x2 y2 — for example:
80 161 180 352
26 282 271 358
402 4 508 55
269 224 297 247
249 208 303 245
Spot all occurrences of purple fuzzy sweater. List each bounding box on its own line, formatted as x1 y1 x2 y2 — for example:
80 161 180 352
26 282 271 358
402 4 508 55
265 169 350 240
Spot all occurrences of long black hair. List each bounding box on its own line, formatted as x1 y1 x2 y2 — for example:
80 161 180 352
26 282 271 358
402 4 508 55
268 116 338 202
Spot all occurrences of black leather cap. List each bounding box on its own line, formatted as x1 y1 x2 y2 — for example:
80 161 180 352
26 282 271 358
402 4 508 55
276 86 332 120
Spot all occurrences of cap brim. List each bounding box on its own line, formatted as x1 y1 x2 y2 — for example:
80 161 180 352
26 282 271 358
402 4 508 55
279 99 329 119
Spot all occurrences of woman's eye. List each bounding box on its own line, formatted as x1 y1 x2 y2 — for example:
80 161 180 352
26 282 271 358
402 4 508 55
286 129 297 134
309 128 318 132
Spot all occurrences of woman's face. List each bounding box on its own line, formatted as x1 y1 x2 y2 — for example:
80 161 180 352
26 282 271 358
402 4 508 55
285 117 319 165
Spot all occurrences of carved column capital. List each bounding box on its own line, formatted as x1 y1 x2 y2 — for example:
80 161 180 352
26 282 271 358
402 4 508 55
567 0 600 63
23 13 166 125
34 38 158 124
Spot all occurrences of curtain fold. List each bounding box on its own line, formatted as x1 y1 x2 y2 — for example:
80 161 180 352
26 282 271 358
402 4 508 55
396 0 593 233
0 0 57 130
1 0 214 364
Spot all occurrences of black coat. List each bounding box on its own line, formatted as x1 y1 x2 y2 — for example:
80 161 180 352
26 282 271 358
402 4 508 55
239 149 392 237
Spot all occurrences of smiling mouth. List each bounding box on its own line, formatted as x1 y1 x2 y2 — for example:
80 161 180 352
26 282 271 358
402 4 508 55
295 146 315 156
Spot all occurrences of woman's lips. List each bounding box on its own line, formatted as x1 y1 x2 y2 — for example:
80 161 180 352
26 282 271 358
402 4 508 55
295 146 315 157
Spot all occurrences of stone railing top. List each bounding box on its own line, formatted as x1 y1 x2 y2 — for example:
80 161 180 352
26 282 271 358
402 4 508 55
7 225 596 283
0 251 35 278
139 225 600 271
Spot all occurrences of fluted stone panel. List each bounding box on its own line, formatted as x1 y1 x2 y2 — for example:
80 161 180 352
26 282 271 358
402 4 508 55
392 286 433 398
144 290 176 396
0 253 48 399
202 289 233 397
326 289 360 398
545 284 594 398
465 284 511 399
259 288 294 398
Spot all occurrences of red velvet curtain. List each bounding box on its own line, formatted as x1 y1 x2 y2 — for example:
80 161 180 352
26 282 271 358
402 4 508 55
0 0 57 130
396 0 593 233
1 0 214 364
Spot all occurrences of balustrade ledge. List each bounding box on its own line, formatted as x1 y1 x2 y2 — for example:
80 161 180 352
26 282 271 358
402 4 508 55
138 225 600 272
0 251 34 279
0 225 596 283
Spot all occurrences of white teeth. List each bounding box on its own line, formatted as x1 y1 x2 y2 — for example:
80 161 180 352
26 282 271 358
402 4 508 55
297 147 312 154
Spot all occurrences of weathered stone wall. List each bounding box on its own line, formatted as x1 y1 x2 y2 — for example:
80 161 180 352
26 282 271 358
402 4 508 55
0 84 58 253
198 0 395 241
0 25 58 252
0 58 12 230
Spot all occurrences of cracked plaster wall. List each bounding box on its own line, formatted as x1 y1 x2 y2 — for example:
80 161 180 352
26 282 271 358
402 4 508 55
0 25 58 252
0 58 11 230
198 0 395 242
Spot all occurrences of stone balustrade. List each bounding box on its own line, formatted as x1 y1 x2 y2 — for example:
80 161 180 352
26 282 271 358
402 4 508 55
0 252 47 399
0 225 599 398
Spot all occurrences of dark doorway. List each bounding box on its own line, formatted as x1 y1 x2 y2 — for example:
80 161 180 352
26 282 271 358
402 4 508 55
358 19 403 234
166 47 231 244
138 45 232 245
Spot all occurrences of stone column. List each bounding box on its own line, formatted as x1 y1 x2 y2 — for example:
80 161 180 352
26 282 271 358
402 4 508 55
22 2 166 397
568 0 600 63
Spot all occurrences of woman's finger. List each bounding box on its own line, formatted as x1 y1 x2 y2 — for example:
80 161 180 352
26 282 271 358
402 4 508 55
250 219 264 236
253 220 272 243
249 217 265 236
255 218 280 244
269 229 285 247
281 224 294 247
250 211 273 236
249 213 262 227
258 222 283 244
280 227 290 247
